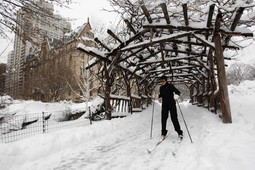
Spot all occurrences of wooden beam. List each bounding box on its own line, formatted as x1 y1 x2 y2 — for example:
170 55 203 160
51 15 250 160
78 44 146 80
193 75 203 85
192 33 215 50
143 23 213 32
138 56 193 65
141 5 153 23
160 43 165 63
214 12 232 123
139 49 161 62
221 30 253 37
143 24 252 37
124 19 137 34
104 62 112 120
207 4 215 27
160 3 179 57
119 48 144 63
165 48 208 57
191 56 210 71
107 29 122 44
231 7 245 31
158 65 196 71
208 49 217 111
175 60 206 68
77 45 108 62
121 31 192 52
108 28 150 56
204 4 215 58
160 3 170 24
182 4 189 26
195 68 207 78
182 3 192 63
170 39 239 49
94 37 111 52
170 79 193 83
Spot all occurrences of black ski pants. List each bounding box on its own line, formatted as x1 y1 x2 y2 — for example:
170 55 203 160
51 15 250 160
161 103 182 135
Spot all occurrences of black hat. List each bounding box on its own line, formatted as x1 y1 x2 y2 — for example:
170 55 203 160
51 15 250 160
159 75 167 81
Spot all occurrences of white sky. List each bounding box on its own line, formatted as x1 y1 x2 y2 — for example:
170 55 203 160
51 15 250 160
55 0 119 29
0 0 119 63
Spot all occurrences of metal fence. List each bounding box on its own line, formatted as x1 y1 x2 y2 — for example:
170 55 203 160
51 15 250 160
0 110 90 143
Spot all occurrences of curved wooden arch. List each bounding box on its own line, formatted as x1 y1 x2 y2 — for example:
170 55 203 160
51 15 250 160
78 3 253 121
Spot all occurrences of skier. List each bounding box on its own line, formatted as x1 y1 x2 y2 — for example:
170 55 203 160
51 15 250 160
158 75 183 140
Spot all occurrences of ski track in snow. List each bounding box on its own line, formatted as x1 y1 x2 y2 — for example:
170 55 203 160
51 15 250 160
11 103 207 170
17 103 190 170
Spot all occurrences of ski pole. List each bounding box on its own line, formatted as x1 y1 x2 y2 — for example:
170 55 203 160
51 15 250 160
176 100 193 143
149 93 155 139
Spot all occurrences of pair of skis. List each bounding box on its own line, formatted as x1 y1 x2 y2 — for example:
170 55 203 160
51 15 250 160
147 135 182 156
146 134 169 153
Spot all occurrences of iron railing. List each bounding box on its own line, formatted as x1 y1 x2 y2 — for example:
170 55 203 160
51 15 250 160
0 109 90 143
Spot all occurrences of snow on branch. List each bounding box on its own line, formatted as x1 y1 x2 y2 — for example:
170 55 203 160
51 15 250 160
110 94 130 100
121 31 193 51
138 55 193 65
192 33 215 49
131 94 141 99
77 43 106 58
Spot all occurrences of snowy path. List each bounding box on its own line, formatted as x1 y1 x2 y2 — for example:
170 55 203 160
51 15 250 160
12 102 214 170
2 97 255 170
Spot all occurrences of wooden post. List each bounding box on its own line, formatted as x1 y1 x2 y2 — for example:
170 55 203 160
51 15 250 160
135 76 142 109
121 70 132 114
127 85 132 114
195 81 199 105
104 62 112 120
214 13 232 123
190 84 194 104
201 76 206 107
208 50 216 112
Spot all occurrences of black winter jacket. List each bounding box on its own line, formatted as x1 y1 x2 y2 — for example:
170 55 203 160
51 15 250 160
159 82 181 105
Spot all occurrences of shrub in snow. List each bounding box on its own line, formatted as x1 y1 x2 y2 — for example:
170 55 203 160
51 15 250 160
82 96 105 121
0 95 13 109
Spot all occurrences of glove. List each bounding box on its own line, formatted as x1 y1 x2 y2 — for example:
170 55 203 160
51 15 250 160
174 93 179 100
158 98 162 103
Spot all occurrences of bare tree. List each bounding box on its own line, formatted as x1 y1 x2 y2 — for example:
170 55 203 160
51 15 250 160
67 66 98 101
227 62 255 85
49 65 74 102
32 59 75 102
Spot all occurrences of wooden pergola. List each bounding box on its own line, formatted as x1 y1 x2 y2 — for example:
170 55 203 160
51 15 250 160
78 3 253 121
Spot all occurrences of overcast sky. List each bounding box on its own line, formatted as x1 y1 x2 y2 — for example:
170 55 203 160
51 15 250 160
55 0 119 29
0 0 119 63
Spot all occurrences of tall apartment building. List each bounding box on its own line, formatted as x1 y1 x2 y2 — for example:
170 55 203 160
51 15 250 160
5 51 14 95
0 63 6 95
6 0 71 99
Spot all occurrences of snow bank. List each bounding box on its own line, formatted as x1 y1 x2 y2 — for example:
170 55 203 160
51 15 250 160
228 80 255 96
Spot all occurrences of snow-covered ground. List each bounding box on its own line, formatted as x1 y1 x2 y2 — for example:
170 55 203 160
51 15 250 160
0 80 255 170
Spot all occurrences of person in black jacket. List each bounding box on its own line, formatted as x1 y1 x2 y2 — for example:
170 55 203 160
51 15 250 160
159 75 183 139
